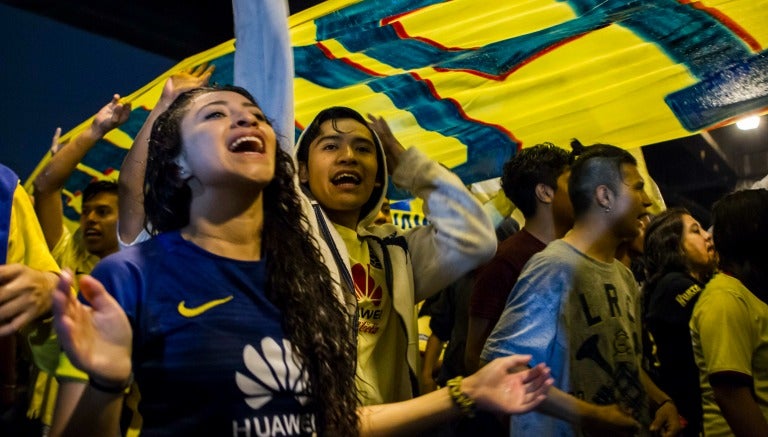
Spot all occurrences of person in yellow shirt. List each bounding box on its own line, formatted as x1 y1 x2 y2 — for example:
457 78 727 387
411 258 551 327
0 163 60 434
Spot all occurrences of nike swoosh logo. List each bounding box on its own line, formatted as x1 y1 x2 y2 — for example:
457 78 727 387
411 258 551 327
177 295 233 318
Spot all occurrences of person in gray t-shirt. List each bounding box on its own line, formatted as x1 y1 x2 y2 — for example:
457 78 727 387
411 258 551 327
483 144 682 437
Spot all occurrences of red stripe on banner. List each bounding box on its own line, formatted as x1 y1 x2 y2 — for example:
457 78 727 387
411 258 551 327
315 42 386 77
409 71 521 146
389 21 476 51
380 3 444 26
433 32 590 81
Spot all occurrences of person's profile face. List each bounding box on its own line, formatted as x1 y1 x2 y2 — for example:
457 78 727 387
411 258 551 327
680 214 716 274
611 163 652 240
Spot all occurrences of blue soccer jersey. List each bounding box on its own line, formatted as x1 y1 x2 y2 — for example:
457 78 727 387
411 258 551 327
92 231 317 436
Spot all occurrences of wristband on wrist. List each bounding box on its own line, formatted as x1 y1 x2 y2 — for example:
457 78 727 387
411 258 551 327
89 372 133 394
657 398 674 409
447 376 476 418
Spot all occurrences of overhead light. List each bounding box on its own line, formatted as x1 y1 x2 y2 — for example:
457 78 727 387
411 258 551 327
736 115 761 130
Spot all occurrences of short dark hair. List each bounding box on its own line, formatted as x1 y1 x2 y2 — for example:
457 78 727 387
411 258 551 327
82 180 118 203
501 142 571 218
568 143 636 218
711 189 768 289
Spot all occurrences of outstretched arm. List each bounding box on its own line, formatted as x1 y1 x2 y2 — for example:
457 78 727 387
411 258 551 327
537 386 641 436
358 354 552 436
33 95 131 250
49 271 132 437
117 65 214 244
233 0 294 146
477 356 641 435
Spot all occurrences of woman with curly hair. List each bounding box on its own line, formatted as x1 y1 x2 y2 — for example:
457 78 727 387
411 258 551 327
642 207 717 436
49 85 552 436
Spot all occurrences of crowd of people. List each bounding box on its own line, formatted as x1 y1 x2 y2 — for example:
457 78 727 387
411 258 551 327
2 1 768 436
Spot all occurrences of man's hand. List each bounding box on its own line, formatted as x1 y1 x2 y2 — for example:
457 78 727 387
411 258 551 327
650 400 682 436
0 264 58 336
366 114 406 175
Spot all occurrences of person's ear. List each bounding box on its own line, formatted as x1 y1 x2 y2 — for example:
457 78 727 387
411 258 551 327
596 185 614 211
298 162 309 184
535 183 554 204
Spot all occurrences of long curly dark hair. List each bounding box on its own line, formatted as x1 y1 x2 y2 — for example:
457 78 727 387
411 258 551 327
644 208 716 287
144 85 359 435
644 208 691 287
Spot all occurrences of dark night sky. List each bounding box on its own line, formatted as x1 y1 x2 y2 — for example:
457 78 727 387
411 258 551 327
1 3 176 180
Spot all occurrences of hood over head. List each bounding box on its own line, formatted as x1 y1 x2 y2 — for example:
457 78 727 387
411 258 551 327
294 107 388 230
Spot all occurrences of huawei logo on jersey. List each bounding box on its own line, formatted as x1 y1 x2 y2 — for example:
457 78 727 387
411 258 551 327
235 338 310 409
352 263 382 306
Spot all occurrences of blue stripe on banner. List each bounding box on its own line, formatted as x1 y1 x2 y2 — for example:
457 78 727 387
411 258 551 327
297 0 762 191
324 0 749 82
665 51 768 131
120 108 150 139
565 0 764 131
566 0 752 78
61 140 127 221
294 52 518 198
338 25 451 70
62 172 94 200
62 193 81 223
209 53 235 87
435 18 604 78
325 5 605 79
79 140 128 177
368 73 516 184
294 44 377 88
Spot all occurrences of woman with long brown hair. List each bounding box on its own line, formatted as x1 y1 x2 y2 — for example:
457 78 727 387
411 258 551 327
49 85 551 436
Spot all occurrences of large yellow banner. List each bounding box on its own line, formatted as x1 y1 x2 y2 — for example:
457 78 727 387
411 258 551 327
25 0 768 227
